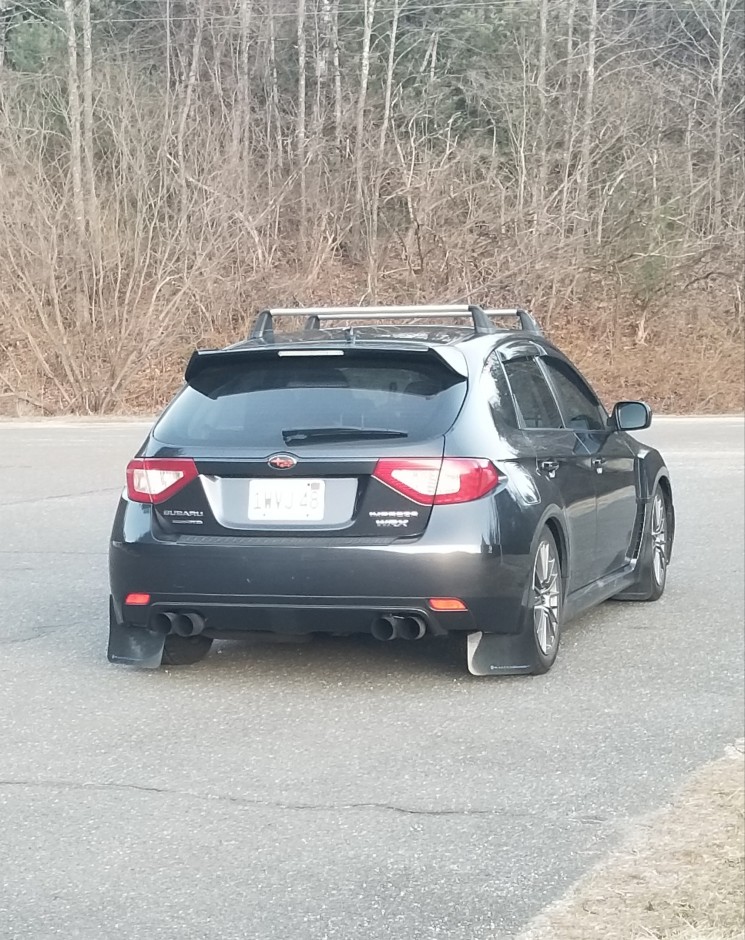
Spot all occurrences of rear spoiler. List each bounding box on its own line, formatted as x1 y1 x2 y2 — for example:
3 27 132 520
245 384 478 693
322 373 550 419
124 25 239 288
185 303 541 386
184 343 470 386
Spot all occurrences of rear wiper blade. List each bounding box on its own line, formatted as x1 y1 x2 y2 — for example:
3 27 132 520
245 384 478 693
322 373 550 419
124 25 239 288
282 427 408 444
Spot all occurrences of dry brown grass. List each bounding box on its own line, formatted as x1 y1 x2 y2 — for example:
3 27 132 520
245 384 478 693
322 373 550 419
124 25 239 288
519 743 745 940
90 285 745 418
1 254 742 417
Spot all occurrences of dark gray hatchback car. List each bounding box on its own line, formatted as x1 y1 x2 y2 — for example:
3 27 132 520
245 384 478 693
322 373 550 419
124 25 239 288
108 304 674 675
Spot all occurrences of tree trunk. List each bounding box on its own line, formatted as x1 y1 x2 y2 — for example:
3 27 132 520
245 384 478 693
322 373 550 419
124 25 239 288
331 0 342 152
296 0 307 247
267 0 282 176
313 0 332 137
0 0 10 70
577 0 597 248
165 0 172 90
63 0 87 326
712 0 729 233
534 0 549 238
354 0 376 224
238 0 253 163
175 0 205 232
368 0 400 298
559 0 577 243
81 0 100 262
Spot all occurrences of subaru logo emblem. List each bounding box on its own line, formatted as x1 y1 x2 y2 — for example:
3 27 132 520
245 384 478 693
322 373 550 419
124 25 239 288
268 454 297 470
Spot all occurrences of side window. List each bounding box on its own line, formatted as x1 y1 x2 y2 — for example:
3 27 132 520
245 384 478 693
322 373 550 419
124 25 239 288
502 357 563 429
486 355 519 428
541 358 606 431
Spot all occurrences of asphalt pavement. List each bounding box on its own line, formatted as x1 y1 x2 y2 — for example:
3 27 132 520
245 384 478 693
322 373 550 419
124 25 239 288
0 416 743 940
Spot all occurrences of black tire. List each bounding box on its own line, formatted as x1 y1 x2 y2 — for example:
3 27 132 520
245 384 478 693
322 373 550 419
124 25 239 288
161 634 213 666
633 485 670 602
527 529 563 675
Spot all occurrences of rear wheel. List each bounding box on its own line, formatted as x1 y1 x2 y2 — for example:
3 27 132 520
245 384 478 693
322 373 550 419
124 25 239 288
648 488 669 599
631 486 670 601
528 529 563 675
161 634 213 666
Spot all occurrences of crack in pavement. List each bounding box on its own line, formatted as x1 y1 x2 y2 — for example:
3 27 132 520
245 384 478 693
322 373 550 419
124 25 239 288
0 779 608 825
0 627 62 645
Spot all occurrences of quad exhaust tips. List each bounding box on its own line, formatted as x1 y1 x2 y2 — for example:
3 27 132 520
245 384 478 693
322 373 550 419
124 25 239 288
370 614 427 642
153 611 206 637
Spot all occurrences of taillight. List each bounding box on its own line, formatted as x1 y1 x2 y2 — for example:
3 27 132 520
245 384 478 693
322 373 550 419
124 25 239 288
125 458 199 504
372 458 499 505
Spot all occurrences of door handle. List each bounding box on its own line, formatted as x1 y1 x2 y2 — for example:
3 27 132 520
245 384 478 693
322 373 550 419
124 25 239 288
591 457 606 474
538 459 559 478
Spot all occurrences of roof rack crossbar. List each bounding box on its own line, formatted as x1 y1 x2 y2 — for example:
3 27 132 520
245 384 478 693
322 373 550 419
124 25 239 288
249 304 541 340
484 308 542 334
269 304 473 316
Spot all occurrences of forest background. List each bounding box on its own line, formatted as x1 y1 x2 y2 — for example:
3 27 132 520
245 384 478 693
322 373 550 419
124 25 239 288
0 0 742 415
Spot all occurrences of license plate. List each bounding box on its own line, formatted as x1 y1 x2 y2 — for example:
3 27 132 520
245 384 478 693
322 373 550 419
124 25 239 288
248 479 325 522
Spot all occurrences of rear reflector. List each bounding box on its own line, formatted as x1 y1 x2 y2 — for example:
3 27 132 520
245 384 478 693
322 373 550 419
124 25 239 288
126 458 199 504
372 458 499 505
125 593 151 606
429 598 467 611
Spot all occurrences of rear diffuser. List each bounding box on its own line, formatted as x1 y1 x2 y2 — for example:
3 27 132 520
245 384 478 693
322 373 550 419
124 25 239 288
466 631 533 677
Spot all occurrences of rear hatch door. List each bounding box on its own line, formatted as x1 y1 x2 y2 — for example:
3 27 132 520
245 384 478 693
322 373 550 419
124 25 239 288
145 346 468 538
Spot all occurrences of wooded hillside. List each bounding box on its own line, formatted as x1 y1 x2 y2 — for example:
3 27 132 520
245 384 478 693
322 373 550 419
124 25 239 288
0 0 742 414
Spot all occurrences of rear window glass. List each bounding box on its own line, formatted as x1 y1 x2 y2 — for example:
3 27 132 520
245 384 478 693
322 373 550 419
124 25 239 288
153 354 467 447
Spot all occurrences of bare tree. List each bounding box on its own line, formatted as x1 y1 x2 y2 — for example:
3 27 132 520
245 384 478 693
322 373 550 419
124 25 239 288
296 0 307 245
368 0 401 296
559 0 578 243
534 0 549 237
330 0 343 152
81 0 100 261
711 0 736 231
266 0 283 178
63 0 88 328
354 0 376 220
577 0 598 245
0 0 11 70
175 0 206 233
238 0 253 162
312 0 332 137
63 0 84 247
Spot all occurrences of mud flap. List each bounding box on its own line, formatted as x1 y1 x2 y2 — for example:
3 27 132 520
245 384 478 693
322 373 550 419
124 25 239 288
466 631 534 677
108 616 166 669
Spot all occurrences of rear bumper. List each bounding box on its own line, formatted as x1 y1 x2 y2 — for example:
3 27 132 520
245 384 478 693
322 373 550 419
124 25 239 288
112 595 477 638
109 499 530 642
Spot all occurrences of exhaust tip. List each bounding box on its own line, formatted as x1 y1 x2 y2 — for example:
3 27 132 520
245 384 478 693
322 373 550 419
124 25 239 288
371 616 398 642
370 614 428 641
152 611 205 637
152 611 179 633
398 615 427 641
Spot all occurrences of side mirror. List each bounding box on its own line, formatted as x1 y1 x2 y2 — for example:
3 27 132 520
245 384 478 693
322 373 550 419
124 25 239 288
610 400 652 431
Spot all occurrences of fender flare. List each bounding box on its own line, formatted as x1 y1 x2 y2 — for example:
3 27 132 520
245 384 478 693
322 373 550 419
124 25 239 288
635 450 675 558
531 507 570 597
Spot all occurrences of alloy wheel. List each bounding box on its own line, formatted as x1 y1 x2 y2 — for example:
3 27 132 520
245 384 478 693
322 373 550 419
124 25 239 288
533 538 561 657
651 491 668 587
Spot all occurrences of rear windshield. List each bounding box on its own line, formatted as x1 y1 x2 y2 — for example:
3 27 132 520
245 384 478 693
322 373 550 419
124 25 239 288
153 354 467 447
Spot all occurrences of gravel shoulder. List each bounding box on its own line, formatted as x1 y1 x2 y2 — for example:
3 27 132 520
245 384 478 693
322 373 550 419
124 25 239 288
519 741 745 940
